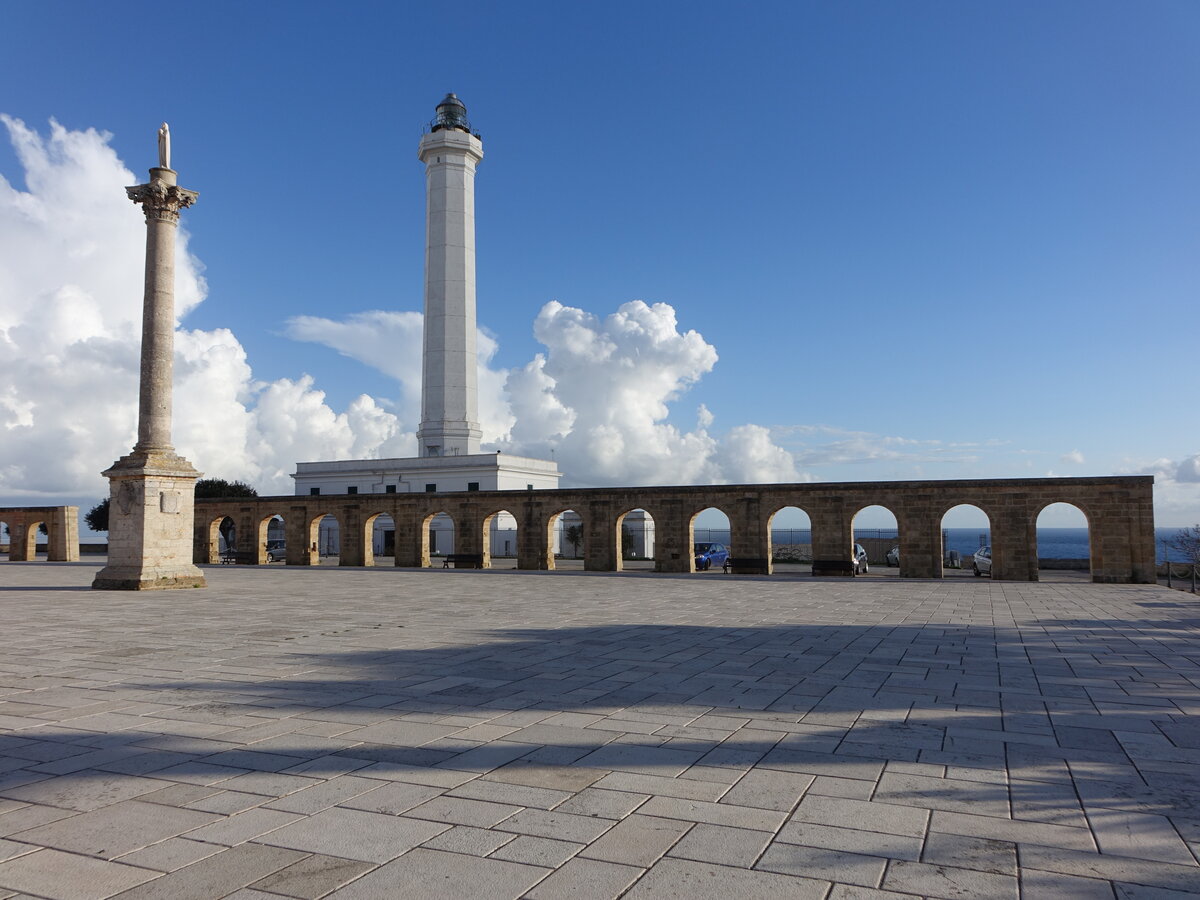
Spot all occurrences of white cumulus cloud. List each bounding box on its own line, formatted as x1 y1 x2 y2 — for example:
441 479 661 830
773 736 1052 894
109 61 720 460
0 116 402 500
1176 454 1200 484
500 299 800 485
1061 449 1086 465
285 298 803 487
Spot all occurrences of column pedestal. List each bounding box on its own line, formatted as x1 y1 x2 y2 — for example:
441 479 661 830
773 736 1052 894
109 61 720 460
93 451 206 590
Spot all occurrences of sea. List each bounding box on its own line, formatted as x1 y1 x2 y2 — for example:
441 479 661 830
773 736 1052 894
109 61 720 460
690 527 1192 562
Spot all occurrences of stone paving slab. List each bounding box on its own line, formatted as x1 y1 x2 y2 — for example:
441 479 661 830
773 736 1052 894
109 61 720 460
0 561 1199 897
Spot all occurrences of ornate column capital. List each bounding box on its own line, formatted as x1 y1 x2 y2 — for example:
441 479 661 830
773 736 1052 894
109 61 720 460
126 179 198 224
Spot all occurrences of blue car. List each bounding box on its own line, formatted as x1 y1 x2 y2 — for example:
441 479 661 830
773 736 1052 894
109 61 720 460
694 542 729 571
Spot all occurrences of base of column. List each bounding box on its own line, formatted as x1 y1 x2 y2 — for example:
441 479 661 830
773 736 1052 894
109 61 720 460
92 449 207 592
92 565 207 591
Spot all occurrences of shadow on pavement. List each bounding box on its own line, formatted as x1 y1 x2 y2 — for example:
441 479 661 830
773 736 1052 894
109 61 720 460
4 616 1200 835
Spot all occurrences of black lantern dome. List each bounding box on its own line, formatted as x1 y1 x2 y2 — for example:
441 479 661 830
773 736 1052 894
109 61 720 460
433 93 471 133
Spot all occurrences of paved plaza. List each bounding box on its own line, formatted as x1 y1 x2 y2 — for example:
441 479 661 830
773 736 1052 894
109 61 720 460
1 563 1199 899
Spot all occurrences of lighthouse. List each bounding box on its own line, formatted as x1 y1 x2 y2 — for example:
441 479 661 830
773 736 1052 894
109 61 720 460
416 93 484 458
291 95 559 555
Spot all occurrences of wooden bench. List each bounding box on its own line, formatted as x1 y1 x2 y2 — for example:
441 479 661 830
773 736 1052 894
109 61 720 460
811 559 856 577
442 553 484 569
220 551 256 565
723 557 770 575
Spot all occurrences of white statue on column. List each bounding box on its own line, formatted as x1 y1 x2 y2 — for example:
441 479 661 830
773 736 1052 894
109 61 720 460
157 122 171 170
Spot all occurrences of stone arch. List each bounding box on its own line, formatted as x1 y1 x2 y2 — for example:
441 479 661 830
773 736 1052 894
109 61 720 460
546 507 584 571
614 508 655 572
309 512 342 564
361 510 395 567
938 503 992 578
766 505 813 573
689 506 731 573
421 510 456 566
851 504 899 575
257 513 286 564
1034 501 1092 580
23 519 45 559
481 508 518 569
206 514 234 563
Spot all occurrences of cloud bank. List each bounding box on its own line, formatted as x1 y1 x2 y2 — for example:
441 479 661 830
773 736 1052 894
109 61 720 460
287 299 802 487
1 117 800 506
0 116 403 498
503 300 798 485
1125 454 1200 524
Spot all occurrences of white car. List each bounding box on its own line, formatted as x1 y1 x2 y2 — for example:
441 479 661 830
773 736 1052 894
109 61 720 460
973 546 992 577
886 546 899 567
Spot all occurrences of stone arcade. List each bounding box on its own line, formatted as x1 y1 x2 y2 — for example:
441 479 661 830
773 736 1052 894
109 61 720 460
194 474 1157 583
0 507 79 562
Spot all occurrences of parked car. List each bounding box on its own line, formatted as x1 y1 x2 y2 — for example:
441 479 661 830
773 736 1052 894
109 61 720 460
854 543 869 575
973 546 992 577
886 546 899 567
266 540 286 562
694 542 729 571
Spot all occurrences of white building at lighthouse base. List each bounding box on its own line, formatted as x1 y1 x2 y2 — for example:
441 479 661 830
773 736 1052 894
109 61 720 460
290 452 562 558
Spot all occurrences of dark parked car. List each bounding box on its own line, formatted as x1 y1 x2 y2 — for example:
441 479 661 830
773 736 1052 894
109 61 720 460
266 540 286 562
694 542 729 571
973 546 992 576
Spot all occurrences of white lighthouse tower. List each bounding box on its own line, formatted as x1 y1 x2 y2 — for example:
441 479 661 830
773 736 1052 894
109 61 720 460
416 93 483 458
291 95 560 548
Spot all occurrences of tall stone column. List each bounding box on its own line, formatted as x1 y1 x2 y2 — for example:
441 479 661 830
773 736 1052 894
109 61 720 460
93 132 206 590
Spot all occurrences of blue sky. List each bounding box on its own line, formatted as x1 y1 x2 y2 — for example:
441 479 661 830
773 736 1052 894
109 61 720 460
1 1 1197 527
